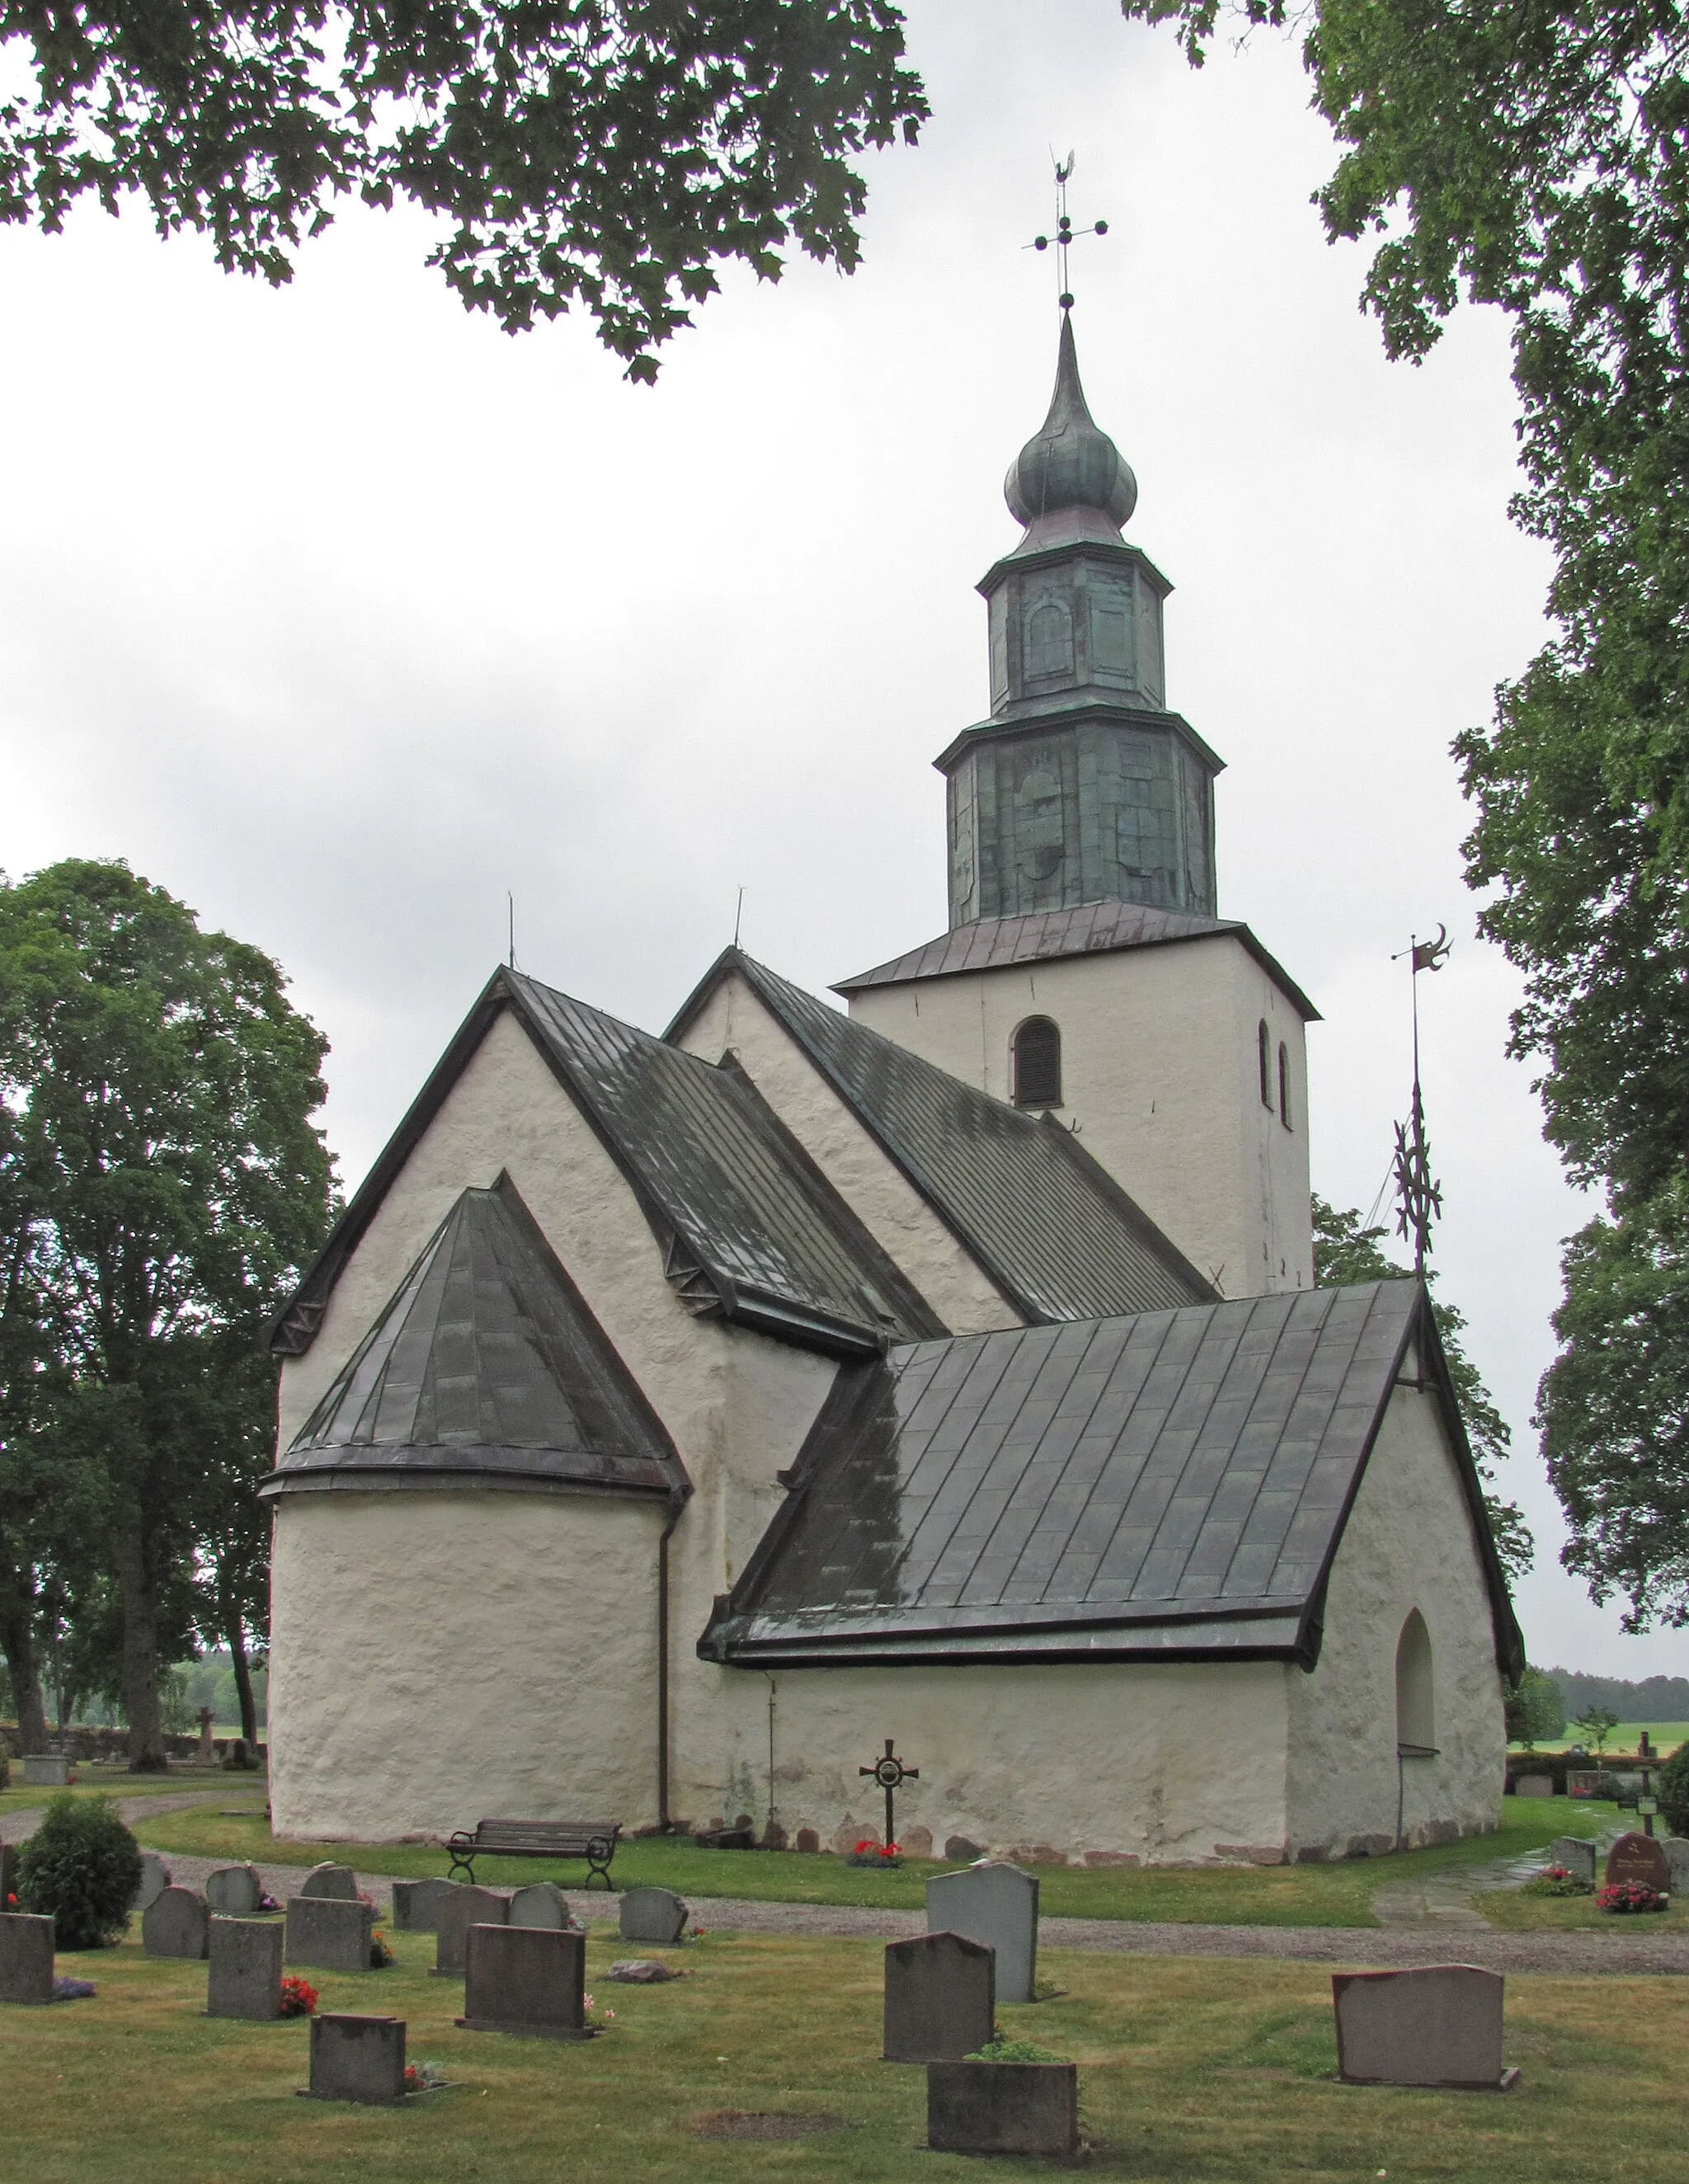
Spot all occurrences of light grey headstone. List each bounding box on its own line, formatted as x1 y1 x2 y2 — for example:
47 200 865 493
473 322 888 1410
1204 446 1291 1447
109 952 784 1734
390 1878 457 1933
884 1931 995 2063
299 1862 360 1901
927 2059 1079 2156
306 2012 406 2105
508 1882 576 1931
21 1755 69 1788
1332 1965 1508 2088
1513 1774 1554 1799
207 1916 283 2021
926 1862 1039 2005
1661 1837 1689 1894
458 1923 586 2039
1550 1836 1597 1885
204 1864 263 1917
618 1886 689 1946
0 1911 54 2004
133 1852 172 1913
143 1886 209 1960
434 1885 510 1975
285 1896 374 1975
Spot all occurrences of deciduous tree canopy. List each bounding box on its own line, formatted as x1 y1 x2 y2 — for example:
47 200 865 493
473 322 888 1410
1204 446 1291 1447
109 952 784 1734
0 0 926 374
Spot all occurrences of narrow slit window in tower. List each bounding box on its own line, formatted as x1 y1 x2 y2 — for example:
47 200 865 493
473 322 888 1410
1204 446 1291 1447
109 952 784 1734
1012 1017 1062 1109
1278 1042 1292 1130
1258 1019 1273 1110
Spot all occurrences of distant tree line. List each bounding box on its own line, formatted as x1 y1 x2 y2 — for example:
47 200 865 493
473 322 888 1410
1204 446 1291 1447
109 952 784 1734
1537 1669 1689 1726
0 861 332 1766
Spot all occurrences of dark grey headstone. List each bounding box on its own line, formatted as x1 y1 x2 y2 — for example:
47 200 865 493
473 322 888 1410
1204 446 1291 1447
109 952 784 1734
943 1836 984 1863
508 1882 575 1930
286 1896 374 1975
390 1878 457 1934
1605 1831 1672 1894
619 1886 688 1946
884 1932 995 2063
207 1916 283 2021
434 1885 510 1975
1333 1965 1508 2088
1662 1837 1689 1894
306 2012 406 2105
926 1862 1038 2004
926 2060 1078 2155
1549 1837 1597 1885
143 1887 209 1960
204 1864 263 1917
299 1862 360 1901
133 1852 172 1913
0 1911 54 2005
457 1923 586 2039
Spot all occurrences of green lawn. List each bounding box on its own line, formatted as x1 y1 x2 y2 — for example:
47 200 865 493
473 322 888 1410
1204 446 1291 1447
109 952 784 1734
134 1795 1615 1930
0 1767 246 1819
5 1925 1687 2182
1511 1722 1687 1756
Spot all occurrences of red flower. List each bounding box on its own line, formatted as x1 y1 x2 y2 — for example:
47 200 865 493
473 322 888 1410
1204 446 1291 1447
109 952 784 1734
1596 1880 1668 1914
280 1975 319 2017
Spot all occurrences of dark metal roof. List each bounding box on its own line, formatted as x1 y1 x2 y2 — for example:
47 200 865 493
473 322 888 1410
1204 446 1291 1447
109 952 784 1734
668 950 1215 1325
270 967 943 1367
833 901 1320 1022
699 1282 1524 1677
263 1176 688 1501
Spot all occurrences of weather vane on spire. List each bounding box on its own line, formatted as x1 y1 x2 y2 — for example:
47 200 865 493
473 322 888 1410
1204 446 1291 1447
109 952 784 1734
1026 152 1108 312
1389 925 1451 1278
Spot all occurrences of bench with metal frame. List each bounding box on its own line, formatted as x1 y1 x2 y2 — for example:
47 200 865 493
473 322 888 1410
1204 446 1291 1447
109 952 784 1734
445 1818 622 1890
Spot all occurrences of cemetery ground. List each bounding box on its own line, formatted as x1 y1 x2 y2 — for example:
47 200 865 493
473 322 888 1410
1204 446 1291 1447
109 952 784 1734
139 1793 1628 1929
7 1923 1689 2183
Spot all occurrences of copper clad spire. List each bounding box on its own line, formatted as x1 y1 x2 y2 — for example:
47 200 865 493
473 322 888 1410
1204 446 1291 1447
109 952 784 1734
1004 313 1137 532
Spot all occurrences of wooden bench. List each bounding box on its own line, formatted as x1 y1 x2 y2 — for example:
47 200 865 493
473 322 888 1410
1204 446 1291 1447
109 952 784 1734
445 1818 622 1890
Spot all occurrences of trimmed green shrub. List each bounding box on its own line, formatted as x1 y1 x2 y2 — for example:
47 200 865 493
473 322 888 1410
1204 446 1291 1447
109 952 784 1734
16 1794 143 1948
1658 1742 1689 1838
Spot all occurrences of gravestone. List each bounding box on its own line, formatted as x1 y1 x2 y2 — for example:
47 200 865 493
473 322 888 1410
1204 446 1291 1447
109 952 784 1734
944 1835 985 1862
794 1829 820 1854
927 2060 1079 2157
606 1959 676 1984
1332 1965 1513 2089
0 1912 54 2005
434 1885 510 1975
926 1861 1038 2004
1605 1832 1672 1894
143 1886 209 1960
884 1931 995 2063
299 1862 359 1900
305 2013 406 2106
619 1887 689 1946
1549 1837 1597 1885
1514 1774 1553 1799
204 1864 264 1916
457 1923 587 2039
391 1878 457 1934
286 1896 374 1975
196 1707 216 1765
1661 1838 1689 1895
207 1916 283 2021
133 1852 172 1913
509 1882 576 1931
22 1755 68 1788
0 1840 17 1907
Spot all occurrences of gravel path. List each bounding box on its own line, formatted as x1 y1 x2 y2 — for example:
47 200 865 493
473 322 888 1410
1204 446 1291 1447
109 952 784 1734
7 1796 1682 1978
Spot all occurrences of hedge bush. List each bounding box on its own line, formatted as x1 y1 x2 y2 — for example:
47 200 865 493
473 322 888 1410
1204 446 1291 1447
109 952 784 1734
1658 1742 1689 1838
15 1794 143 1948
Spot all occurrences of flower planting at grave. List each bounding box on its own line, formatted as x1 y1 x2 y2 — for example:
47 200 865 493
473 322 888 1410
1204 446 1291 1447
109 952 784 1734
278 1975 318 2017
845 1839 903 1868
1595 1880 1668 1913
1523 1863 1593 1898
369 1927 396 1966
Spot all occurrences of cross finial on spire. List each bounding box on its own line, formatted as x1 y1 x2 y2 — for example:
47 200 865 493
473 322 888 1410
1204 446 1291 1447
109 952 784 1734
1026 151 1108 311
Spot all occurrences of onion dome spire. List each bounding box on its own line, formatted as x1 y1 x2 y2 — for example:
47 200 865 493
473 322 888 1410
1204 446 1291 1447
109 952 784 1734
1004 311 1137 533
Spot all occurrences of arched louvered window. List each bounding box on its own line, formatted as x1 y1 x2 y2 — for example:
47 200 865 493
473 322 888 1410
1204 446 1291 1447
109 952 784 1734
1278 1042 1292 1130
1012 1016 1062 1108
1258 1019 1273 1109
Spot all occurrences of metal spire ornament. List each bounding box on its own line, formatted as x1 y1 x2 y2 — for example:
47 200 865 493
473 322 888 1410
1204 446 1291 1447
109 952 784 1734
1026 152 1108 310
1389 925 1451 1278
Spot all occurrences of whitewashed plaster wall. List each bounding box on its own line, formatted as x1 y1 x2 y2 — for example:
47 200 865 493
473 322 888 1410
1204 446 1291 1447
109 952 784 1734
846 935 1313 1299
1285 1368 1507 1857
673 969 1020 1336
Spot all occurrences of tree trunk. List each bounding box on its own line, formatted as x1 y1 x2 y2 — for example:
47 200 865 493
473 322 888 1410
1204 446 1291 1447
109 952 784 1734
116 1530 167 1771
227 1618 257 1747
0 1603 49 1753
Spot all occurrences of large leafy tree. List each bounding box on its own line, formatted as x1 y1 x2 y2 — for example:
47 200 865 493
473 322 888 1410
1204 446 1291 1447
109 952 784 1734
1312 1197 1533 1584
1121 0 1689 1620
0 859 332 1767
0 1 926 375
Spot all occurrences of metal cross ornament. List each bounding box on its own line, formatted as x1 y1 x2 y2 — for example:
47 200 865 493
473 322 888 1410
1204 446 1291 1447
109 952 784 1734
1026 152 1108 310
1389 926 1451 1278
860 1739 918 1850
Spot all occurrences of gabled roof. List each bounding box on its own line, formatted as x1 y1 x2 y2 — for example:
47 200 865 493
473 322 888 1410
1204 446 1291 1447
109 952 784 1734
666 949 1215 1325
263 1175 688 1502
270 967 943 1366
833 901 1320 1022
699 1281 1524 1678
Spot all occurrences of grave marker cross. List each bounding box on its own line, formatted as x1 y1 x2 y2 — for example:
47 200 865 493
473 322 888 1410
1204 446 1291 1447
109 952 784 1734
861 1739 918 1849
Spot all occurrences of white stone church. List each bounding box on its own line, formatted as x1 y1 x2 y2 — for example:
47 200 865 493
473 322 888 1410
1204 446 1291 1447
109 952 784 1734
262 313 1521 1867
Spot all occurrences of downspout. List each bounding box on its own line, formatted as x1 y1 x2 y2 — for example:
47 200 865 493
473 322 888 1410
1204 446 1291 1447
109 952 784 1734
657 1492 686 1832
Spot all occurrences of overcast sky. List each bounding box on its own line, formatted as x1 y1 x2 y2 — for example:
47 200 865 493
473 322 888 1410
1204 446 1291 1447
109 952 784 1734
2 1 1673 1684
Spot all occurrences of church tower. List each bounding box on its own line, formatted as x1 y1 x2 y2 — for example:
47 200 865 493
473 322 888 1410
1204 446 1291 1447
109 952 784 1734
839 309 1317 1297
